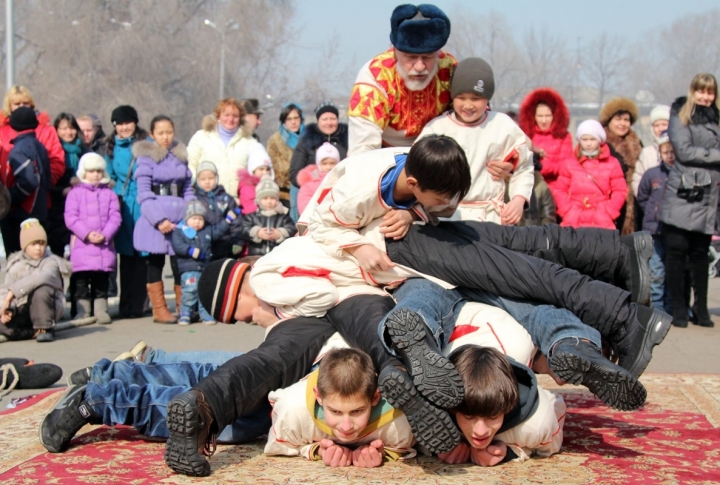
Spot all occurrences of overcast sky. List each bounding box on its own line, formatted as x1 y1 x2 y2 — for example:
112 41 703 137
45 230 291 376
292 0 719 66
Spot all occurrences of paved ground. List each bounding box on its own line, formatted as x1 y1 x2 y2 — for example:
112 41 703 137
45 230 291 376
2 274 720 406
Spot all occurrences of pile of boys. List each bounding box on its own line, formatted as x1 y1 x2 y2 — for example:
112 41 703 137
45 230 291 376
38 3 672 477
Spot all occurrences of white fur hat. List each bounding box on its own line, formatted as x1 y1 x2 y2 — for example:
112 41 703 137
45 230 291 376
576 120 607 144
247 144 274 178
77 152 110 184
650 105 671 125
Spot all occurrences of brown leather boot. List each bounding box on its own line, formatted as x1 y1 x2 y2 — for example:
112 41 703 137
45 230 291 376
146 282 177 324
165 390 216 477
173 284 183 317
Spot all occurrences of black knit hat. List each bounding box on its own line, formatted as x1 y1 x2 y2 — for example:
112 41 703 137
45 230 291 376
9 106 39 132
198 259 251 323
111 105 139 125
315 102 339 119
450 57 495 101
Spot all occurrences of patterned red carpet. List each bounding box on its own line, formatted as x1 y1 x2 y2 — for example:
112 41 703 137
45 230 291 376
1 374 719 484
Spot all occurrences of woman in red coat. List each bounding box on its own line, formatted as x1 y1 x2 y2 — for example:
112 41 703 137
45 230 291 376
554 120 627 230
519 87 574 196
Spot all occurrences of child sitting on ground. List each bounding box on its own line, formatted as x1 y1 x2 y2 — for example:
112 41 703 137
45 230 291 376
64 153 122 325
240 176 296 256
296 142 341 215
193 161 243 259
417 57 533 225
171 200 234 324
554 120 627 230
237 144 274 215
0 219 70 342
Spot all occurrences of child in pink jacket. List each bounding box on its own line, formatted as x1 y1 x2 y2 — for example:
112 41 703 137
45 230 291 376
237 144 274 215
554 120 627 230
296 142 341 216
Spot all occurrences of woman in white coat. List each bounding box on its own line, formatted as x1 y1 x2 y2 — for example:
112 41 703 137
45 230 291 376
187 98 262 200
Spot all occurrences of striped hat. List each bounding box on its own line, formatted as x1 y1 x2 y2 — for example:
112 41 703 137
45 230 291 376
198 259 251 323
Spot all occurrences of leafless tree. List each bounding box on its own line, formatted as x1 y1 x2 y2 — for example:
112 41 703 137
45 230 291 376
580 32 628 107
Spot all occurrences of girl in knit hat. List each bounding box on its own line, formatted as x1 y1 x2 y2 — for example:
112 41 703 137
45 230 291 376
240 175 297 256
296 142 341 216
632 104 671 195
0 219 71 342
237 144 275 215
64 153 122 325
553 120 627 230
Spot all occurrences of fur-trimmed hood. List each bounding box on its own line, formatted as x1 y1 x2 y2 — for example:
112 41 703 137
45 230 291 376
519 87 570 139
201 114 254 139
237 167 261 188
300 122 348 151
132 139 188 164
297 164 327 187
671 96 720 125
600 97 639 126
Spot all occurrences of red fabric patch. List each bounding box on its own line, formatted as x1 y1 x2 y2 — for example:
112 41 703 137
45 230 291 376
316 187 331 205
281 267 332 279
448 324 479 342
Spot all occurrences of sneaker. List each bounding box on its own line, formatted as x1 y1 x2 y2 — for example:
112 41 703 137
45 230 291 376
35 329 55 343
39 384 99 453
620 232 653 306
615 305 672 378
67 367 92 386
178 317 191 326
549 338 647 411
113 341 151 362
164 390 216 477
385 309 464 409
378 366 460 455
202 319 217 325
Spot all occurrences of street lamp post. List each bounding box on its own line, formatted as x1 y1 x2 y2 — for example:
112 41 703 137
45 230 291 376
6 0 14 90
204 19 225 99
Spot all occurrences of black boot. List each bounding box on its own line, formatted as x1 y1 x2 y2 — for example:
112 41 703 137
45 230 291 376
165 390 217 477
40 384 101 453
385 308 464 408
614 305 672 377
549 338 646 410
378 365 460 454
618 232 653 305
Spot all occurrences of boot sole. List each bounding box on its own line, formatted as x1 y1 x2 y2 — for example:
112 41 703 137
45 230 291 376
627 310 673 378
379 367 460 455
164 394 211 477
386 309 464 409
550 350 647 411
629 232 653 305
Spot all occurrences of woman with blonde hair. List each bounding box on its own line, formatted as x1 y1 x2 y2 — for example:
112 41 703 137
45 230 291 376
659 73 720 328
187 98 262 202
0 86 65 189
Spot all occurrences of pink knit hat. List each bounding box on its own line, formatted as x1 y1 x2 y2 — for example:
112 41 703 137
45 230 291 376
315 142 340 165
576 120 607 144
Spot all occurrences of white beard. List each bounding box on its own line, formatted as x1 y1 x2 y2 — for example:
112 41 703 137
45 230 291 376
397 61 438 91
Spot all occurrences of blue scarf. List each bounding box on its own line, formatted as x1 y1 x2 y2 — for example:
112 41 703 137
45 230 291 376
279 122 304 150
217 124 239 147
62 138 83 175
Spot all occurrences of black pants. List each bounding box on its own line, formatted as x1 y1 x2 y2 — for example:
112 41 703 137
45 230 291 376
145 253 180 285
4 286 56 340
119 254 147 317
664 224 711 319
74 271 110 300
385 221 631 338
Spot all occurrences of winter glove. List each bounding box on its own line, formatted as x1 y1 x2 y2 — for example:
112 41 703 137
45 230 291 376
225 207 241 223
188 247 205 260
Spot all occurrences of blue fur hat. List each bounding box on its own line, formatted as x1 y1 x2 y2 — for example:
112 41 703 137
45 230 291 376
390 4 451 54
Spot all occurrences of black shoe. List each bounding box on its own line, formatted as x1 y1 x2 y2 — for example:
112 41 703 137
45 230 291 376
1 362 62 390
67 367 92 386
620 232 653 306
385 309 464 409
378 366 460 455
35 329 55 342
39 384 99 453
550 339 647 411
165 390 216 477
615 305 672 378
690 305 714 327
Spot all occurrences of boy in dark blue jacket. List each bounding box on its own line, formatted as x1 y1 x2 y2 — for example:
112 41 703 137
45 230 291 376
171 200 234 324
193 161 243 259
1 107 51 254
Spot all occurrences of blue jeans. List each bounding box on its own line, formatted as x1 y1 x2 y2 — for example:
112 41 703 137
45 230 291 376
380 279 601 357
85 357 271 442
650 236 672 313
143 349 240 366
180 271 213 321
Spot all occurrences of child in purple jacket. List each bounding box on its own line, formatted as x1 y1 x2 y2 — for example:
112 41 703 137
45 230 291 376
64 153 122 324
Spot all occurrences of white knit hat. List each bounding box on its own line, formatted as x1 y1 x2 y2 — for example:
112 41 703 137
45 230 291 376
576 120 607 144
315 142 340 165
77 152 110 184
247 144 274 178
255 175 280 204
649 105 671 125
